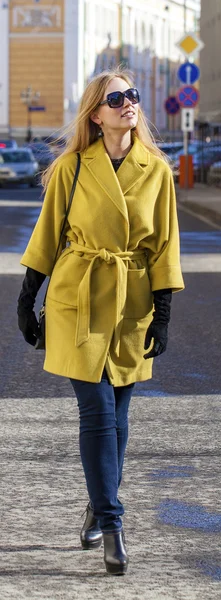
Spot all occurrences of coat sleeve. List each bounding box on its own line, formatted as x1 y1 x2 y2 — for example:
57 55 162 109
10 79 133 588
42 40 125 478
20 157 75 276
146 167 184 293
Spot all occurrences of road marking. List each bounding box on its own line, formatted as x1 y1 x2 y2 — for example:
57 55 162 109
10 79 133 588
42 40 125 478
0 253 221 274
0 253 26 274
0 200 43 207
178 202 221 231
181 254 221 272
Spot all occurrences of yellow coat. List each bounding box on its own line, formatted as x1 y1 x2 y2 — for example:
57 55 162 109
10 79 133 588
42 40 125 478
21 136 184 385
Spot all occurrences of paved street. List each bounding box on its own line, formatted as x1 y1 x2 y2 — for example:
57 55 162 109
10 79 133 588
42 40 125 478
0 184 221 599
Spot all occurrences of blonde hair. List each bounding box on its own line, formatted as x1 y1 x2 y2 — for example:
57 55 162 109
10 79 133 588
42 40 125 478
42 67 169 189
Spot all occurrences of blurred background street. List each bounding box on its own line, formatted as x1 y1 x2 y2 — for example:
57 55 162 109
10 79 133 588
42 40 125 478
0 0 221 598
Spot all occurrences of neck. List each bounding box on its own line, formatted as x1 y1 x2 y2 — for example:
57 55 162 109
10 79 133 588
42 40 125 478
102 131 132 159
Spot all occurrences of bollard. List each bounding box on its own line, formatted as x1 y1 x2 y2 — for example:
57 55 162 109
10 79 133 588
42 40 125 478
179 154 194 188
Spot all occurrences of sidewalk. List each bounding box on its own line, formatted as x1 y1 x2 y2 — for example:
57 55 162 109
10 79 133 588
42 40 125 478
1 393 221 600
176 183 221 229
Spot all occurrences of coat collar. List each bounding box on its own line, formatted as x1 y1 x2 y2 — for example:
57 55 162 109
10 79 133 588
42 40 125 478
82 136 151 220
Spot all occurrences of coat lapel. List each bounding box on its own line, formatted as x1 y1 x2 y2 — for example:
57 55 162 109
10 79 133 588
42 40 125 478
117 136 151 195
83 138 129 221
82 135 151 218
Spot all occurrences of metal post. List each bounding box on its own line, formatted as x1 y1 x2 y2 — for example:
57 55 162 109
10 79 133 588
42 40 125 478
184 0 187 33
164 5 170 133
119 0 123 65
184 130 189 189
183 0 187 188
20 86 40 142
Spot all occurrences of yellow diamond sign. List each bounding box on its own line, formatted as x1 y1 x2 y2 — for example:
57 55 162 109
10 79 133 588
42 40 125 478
176 32 205 57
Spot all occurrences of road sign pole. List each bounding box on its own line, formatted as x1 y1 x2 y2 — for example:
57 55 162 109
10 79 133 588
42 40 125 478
183 131 189 190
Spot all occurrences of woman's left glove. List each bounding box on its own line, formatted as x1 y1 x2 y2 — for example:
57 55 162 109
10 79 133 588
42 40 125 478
144 288 172 359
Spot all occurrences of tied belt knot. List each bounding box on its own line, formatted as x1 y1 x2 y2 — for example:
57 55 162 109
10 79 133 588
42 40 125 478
98 247 114 263
69 241 146 357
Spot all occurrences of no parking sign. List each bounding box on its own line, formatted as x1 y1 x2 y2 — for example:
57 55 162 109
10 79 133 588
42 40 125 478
164 96 180 115
177 85 199 108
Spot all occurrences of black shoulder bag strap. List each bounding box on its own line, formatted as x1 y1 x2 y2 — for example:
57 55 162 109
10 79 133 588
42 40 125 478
35 152 81 350
43 151 81 305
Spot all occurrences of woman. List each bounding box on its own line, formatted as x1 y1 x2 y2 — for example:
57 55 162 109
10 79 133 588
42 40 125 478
17 69 184 575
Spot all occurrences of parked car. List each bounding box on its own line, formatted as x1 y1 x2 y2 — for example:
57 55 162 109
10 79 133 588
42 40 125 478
207 161 221 186
174 145 221 171
0 139 18 150
157 141 184 159
23 141 56 170
41 134 66 155
0 148 39 186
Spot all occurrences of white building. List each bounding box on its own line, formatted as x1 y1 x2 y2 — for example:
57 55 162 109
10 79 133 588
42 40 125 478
0 0 201 138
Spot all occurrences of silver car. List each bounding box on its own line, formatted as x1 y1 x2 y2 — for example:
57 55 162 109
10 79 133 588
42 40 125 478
0 148 39 186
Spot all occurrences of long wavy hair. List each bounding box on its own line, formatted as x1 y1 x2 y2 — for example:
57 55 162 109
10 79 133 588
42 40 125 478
42 67 169 190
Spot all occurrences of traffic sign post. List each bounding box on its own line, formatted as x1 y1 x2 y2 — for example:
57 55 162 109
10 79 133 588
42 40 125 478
175 31 204 190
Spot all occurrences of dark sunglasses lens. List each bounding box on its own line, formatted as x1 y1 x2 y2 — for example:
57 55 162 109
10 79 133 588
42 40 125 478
126 89 140 104
108 92 124 108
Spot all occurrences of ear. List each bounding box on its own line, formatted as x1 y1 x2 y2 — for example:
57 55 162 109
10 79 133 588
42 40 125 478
90 111 102 126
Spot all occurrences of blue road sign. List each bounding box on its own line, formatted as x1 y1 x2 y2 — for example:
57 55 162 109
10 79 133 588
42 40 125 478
176 85 199 108
178 62 200 85
164 96 180 115
28 106 46 111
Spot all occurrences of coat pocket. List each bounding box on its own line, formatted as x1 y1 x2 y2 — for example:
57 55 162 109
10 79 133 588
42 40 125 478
125 268 153 319
47 251 89 307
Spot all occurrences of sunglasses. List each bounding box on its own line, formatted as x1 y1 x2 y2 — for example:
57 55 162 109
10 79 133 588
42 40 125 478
99 88 140 109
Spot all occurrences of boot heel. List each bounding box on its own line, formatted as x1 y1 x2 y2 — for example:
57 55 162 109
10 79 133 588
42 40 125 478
105 560 128 575
80 502 103 551
82 537 103 550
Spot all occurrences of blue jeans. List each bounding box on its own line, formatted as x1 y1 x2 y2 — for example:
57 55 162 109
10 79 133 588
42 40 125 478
70 369 134 532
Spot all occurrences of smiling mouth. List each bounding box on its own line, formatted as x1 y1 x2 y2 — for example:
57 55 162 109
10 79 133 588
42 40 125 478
122 111 135 117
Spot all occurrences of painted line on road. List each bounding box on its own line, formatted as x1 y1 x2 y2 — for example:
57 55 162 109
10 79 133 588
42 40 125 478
181 254 221 272
0 253 221 274
0 200 43 207
178 202 221 231
0 253 26 274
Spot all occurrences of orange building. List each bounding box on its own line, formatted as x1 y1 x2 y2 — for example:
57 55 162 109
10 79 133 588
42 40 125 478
9 0 64 135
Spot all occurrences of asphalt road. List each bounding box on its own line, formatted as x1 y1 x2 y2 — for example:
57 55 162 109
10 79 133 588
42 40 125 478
0 185 221 599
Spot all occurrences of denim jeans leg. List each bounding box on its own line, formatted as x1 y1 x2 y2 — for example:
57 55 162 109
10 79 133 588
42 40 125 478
114 382 135 488
70 371 124 532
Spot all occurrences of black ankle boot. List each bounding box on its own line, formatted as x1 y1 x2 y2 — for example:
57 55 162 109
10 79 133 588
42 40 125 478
80 502 103 550
103 529 128 575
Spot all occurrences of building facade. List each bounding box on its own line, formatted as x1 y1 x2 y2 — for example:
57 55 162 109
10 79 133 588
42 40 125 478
199 0 221 123
0 0 201 139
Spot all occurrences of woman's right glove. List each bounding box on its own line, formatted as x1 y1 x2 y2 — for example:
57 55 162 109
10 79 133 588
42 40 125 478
17 267 46 346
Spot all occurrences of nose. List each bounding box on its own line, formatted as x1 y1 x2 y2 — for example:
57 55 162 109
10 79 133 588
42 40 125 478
123 95 133 108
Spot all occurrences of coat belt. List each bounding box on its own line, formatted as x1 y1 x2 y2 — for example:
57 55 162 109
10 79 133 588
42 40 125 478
68 241 146 356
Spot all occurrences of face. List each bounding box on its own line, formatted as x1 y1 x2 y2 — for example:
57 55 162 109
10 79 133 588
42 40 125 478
91 77 139 134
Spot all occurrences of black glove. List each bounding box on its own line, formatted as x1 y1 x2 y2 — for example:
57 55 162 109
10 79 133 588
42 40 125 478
18 310 40 346
144 288 172 359
17 267 46 346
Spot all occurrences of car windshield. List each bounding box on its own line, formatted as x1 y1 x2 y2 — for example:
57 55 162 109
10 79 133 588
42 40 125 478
0 151 33 163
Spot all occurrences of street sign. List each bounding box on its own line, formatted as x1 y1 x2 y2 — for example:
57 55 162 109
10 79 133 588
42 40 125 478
181 108 194 132
178 62 200 85
164 96 180 115
176 32 205 58
177 85 199 108
28 106 46 111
